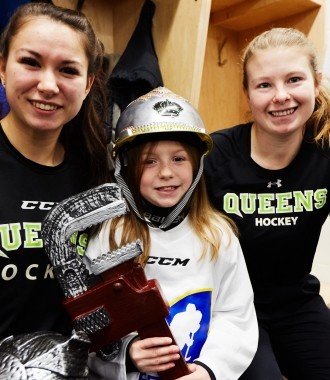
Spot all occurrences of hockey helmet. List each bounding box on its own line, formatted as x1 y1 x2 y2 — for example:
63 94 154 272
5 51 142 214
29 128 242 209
112 87 212 158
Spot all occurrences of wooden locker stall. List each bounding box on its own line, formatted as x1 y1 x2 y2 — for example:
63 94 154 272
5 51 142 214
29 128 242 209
53 0 211 108
53 0 326 133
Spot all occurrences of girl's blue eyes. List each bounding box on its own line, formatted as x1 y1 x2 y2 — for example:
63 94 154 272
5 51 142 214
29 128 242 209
289 76 301 83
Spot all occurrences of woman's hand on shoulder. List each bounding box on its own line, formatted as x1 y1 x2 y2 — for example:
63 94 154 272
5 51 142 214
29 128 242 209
129 336 180 373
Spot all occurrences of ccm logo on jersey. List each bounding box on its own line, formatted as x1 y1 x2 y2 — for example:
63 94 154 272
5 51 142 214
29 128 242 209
21 201 56 210
146 256 190 266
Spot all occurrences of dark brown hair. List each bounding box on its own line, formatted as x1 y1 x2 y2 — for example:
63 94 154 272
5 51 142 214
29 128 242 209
0 2 110 185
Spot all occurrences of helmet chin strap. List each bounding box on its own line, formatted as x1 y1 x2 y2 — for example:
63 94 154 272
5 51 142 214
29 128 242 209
114 154 205 230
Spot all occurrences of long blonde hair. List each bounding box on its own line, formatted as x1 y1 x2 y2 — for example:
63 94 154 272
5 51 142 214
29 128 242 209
110 141 237 265
242 27 330 145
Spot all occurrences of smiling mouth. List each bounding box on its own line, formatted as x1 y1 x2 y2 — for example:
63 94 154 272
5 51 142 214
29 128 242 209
31 101 59 111
269 107 297 117
157 186 177 191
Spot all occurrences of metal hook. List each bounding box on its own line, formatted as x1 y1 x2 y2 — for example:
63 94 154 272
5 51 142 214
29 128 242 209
77 0 85 11
218 37 228 67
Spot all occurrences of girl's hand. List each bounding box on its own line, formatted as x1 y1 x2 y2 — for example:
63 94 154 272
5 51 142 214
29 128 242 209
176 363 211 380
129 336 181 373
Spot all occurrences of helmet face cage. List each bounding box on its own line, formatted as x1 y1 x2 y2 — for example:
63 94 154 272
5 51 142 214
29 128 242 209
113 87 212 158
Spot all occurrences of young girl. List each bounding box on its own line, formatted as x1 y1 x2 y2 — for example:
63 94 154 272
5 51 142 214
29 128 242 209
87 87 258 380
204 28 330 379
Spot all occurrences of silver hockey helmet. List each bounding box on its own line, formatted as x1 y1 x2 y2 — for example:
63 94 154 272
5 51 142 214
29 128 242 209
112 86 212 157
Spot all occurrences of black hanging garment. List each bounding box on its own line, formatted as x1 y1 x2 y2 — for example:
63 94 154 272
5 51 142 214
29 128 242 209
105 0 164 144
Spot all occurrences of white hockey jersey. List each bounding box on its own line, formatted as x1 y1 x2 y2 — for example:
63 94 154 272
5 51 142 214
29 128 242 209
86 216 258 380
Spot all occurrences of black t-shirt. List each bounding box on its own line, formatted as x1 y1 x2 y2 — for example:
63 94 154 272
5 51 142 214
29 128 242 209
0 125 89 339
204 123 330 302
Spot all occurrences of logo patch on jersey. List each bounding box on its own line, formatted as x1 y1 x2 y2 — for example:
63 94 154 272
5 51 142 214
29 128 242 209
267 179 282 188
167 291 211 362
138 290 212 380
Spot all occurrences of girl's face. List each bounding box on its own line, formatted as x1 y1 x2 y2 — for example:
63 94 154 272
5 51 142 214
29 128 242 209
245 46 320 138
139 140 194 208
0 17 93 134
